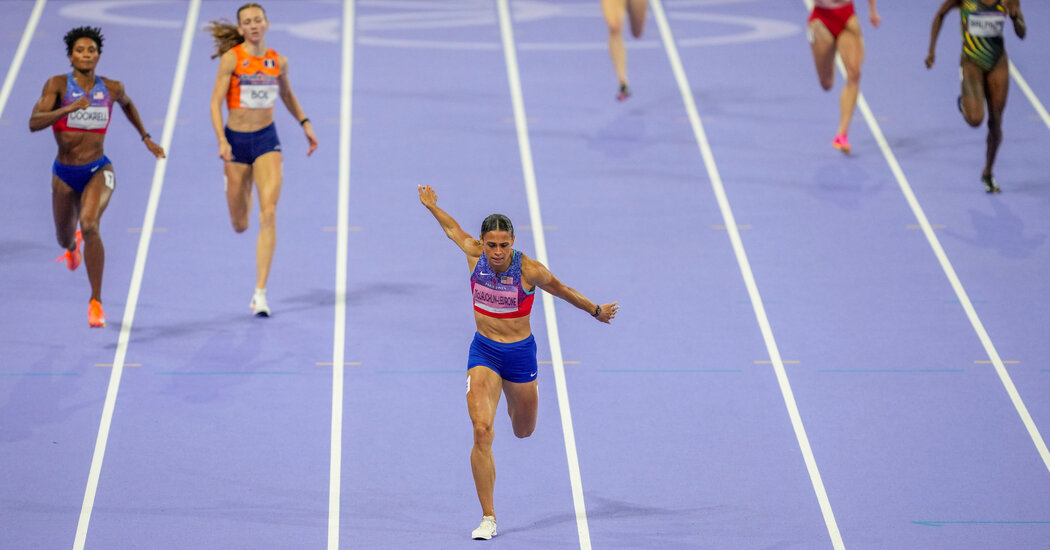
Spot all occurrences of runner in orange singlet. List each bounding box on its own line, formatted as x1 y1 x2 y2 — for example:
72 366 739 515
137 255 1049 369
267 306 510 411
207 2 318 317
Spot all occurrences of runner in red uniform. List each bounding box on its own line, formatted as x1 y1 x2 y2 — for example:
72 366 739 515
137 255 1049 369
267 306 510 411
807 0 880 154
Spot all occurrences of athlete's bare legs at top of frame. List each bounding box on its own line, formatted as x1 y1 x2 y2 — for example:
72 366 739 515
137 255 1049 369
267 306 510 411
467 366 538 521
603 0 647 101
834 18 864 139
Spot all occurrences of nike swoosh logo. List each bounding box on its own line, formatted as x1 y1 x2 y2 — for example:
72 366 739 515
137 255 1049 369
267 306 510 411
90 166 99 172
72 92 84 97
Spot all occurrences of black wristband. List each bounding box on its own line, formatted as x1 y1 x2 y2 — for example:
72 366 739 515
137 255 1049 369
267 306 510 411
142 133 151 141
592 305 601 317
299 117 310 126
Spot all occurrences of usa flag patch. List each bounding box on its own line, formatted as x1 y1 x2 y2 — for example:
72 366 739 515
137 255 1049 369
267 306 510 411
501 276 514 285
93 91 104 100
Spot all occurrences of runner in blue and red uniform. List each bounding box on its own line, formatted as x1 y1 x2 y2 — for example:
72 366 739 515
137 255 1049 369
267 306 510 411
418 184 618 541
807 0 880 154
29 26 165 327
926 0 1026 193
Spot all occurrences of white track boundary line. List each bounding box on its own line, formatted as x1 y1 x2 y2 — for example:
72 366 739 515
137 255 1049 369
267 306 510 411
494 1 591 547
653 1 844 548
72 2 200 549
1009 60 1050 132
0 0 46 119
328 1 355 548
800 1 1050 475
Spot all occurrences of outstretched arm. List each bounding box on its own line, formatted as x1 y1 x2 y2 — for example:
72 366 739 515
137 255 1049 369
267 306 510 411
926 0 959 68
111 79 165 159
418 185 481 257
523 256 618 324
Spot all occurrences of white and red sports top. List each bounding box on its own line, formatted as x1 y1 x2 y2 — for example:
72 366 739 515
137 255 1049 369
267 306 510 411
52 72 112 134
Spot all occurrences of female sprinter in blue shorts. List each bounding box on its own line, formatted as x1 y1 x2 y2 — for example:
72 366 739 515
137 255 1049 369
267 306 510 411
418 185 618 540
807 0 880 154
208 2 318 317
926 0 1026 193
30 26 166 327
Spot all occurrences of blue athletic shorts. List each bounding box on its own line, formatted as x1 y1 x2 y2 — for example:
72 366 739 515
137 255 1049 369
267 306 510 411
467 332 538 383
225 123 281 165
52 155 111 193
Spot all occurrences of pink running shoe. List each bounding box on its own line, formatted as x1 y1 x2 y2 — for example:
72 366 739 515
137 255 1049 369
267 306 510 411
831 133 851 155
55 230 83 271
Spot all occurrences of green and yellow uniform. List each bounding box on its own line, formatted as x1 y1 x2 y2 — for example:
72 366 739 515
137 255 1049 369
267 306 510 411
961 0 1007 71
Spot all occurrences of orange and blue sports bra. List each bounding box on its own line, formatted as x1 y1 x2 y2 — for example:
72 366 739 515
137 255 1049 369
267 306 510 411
226 43 280 110
52 72 112 134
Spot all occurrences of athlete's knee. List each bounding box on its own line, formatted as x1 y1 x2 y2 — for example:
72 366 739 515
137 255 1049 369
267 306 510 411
232 218 250 233
512 423 535 439
964 111 983 128
607 18 624 38
258 205 277 229
473 421 495 447
987 120 1003 141
79 218 101 239
819 76 834 91
56 230 75 250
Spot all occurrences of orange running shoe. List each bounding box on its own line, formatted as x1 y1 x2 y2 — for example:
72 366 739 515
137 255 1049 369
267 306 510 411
832 134 851 155
88 299 106 328
55 230 83 271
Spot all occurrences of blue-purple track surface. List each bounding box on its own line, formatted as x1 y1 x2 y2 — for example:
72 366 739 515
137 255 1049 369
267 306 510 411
1 1 1048 548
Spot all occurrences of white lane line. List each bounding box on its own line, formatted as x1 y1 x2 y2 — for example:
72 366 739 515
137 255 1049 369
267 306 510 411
653 1 844 548
494 1 591 548
72 2 201 549
328 1 355 548
842 58 1050 476
0 0 46 119
1009 60 1050 132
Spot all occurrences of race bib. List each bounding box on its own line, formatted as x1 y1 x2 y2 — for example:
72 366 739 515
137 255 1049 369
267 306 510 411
473 284 518 314
239 83 278 109
66 105 109 130
967 12 1005 38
